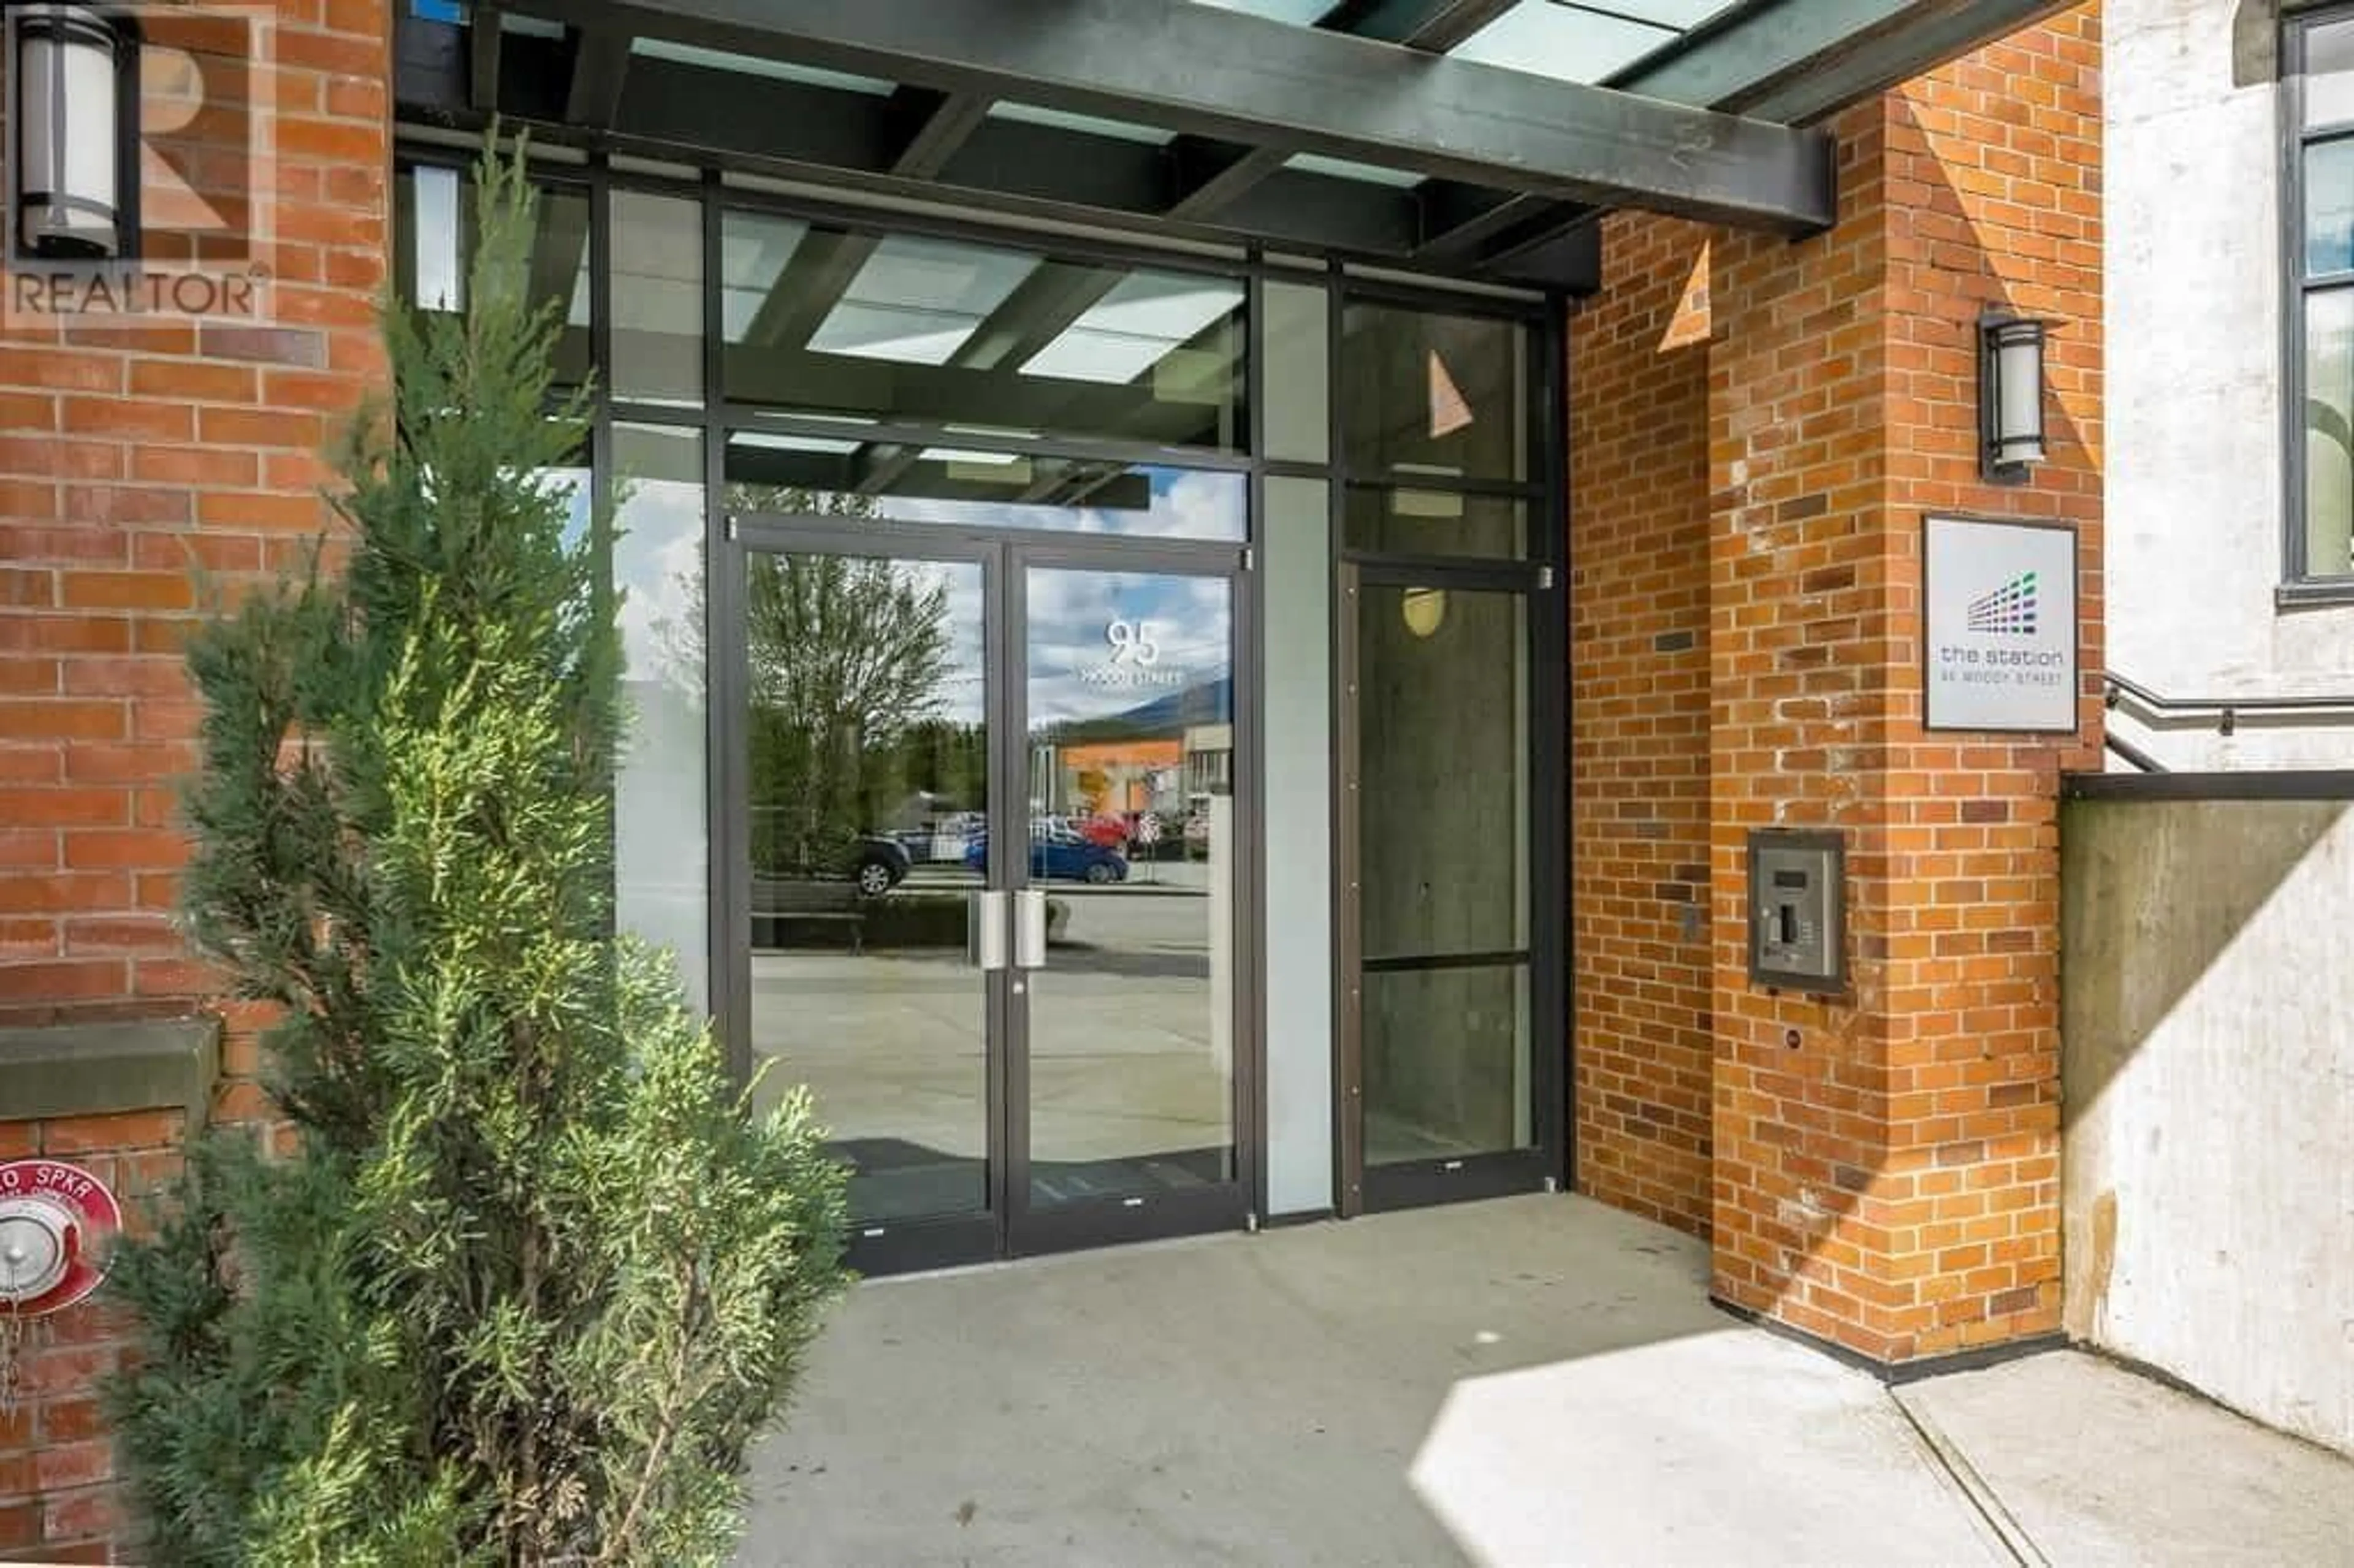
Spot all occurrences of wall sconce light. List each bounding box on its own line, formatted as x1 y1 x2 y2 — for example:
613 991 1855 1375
12 4 135 262
1978 310 2051 484
1401 586 1447 638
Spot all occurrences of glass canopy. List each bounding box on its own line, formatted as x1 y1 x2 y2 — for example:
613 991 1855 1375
396 0 2032 289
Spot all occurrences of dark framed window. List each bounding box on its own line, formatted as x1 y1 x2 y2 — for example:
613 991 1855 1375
2288 9 2354 586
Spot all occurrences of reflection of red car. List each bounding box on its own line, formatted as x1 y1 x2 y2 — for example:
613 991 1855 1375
1075 813 1129 849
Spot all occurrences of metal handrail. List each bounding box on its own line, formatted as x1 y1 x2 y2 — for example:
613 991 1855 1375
2103 670 2354 737
2103 731 2167 774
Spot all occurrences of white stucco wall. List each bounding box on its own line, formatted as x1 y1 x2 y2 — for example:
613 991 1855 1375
2062 797 2354 1460
2106 0 2354 769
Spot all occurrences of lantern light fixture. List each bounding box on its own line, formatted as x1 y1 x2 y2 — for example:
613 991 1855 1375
1401 586 1446 639
11 2 134 262
1978 310 2051 485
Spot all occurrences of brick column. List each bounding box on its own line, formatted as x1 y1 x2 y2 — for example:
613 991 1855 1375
1570 215 1717 1236
1706 5 2103 1364
0 0 389 1039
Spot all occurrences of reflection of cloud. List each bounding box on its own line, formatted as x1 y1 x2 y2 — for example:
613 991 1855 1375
612 478 703 684
1026 569 1232 729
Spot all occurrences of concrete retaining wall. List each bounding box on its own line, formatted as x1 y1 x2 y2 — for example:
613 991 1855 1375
2062 794 2354 1458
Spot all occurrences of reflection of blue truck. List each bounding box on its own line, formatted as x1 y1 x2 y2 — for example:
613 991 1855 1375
963 824 1129 885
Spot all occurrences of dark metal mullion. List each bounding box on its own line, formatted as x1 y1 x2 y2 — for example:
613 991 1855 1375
470 3 503 113
698 175 751 1086
728 512 1000 565
1346 555 1544 590
710 406 1259 475
2291 12 2322 585
1344 473 1547 502
1338 268 1551 319
998 542 1030 1243
1243 262 1270 1224
1362 950 1533 974
1235 547 1267 1224
1542 287 1573 1193
732 509 1249 577
1333 558 1365 1219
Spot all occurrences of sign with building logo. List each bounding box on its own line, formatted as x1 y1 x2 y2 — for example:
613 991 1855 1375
2 4 276 330
1922 515 2078 733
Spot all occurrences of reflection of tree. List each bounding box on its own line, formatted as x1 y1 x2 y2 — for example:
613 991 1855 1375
655 487 967 877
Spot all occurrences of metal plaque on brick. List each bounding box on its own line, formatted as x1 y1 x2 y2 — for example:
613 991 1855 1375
1922 515 2079 733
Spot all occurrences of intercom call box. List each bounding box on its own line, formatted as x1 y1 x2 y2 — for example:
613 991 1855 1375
1747 829 1846 994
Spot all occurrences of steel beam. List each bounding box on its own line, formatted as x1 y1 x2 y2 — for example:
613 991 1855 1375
505 0 1838 232
564 26 631 127
888 88 994 181
395 14 1596 289
1164 0 1515 219
470 4 502 112
1461 0 2075 268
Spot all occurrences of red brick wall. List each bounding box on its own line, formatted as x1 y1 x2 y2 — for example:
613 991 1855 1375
0 0 390 1032
0 1 390 1555
1568 215 1716 1236
0 1106 192 1561
1704 4 2103 1362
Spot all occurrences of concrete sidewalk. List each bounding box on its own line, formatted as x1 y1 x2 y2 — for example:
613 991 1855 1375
738 1195 2354 1567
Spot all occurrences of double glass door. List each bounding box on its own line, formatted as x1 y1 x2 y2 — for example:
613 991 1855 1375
730 516 1246 1271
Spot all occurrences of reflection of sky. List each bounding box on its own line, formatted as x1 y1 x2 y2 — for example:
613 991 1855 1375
1027 569 1232 731
549 458 1232 746
721 557 1229 736
908 560 988 725
536 460 710 697
612 477 704 685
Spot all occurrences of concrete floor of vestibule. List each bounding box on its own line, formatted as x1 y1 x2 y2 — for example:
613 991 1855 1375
737 1193 2354 1567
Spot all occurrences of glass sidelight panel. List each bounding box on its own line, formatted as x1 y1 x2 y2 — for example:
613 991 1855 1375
744 549 993 1224
1019 567 1238 1204
1355 580 1534 1166
1362 963 1532 1163
611 425 709 1010
1340 302 1528 484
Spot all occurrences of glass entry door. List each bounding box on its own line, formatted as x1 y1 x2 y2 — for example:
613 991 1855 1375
731 517 1246 1271
1011 563 1241 1253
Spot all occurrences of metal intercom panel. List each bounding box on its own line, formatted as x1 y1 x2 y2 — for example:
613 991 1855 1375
1748 828 1846 994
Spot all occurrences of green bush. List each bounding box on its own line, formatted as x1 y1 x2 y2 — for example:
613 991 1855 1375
102 145 847 1566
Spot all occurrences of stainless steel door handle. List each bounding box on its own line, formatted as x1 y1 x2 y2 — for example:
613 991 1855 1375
1015 888 1048 970
969 890 1008 971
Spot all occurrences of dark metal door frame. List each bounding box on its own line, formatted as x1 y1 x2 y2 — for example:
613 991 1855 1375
1333 555 1564 1218
719 511 1255 1273
997 535 1259 1260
